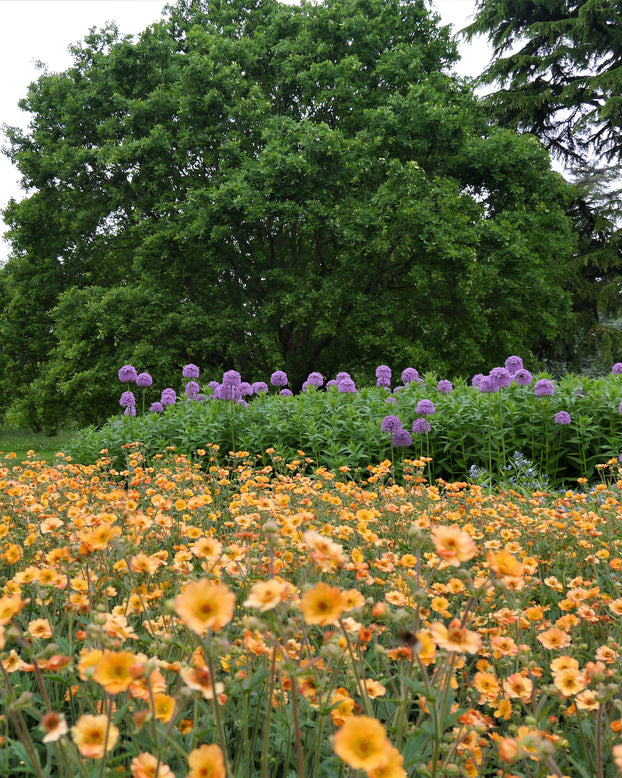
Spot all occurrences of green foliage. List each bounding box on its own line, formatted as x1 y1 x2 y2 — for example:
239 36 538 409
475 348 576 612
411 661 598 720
1 0 577 429
66 371 622 487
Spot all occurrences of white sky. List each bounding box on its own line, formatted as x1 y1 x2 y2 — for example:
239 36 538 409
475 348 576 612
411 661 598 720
0 0 487 264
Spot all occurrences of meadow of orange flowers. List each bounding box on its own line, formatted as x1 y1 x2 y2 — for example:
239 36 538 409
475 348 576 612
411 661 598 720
1 444 622 777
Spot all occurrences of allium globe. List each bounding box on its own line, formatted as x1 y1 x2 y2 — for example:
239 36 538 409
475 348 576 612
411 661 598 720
335 372 351 383
161 388 177 406
478 376 497 393
124 406 136 417
513 369 533 386
437 379 453 393
271 370 288 387
183 364 200 379
307 372 324 387
612 363 622 375
239 382 253 396
326 380 338 389
471 374 484 387
504 355 523 375
338 378 356 393
251 381 268 394
376 376 391 388
416 399 436 416
534 379 555 397
185 381 200 399
222 370 242 387
375 365 391 381
381 415 402 433
489 367 511 388
392 429 412 447
136 372 153 388
280 388 293 396
118 365 137 383
412 418 431 434
119 391 135 408
402 367 419 384
150 402 163 413
554 411 571 425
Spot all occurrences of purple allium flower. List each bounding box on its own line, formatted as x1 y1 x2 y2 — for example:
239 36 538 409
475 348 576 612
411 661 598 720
381 415 402 433
251 381 268 394
376 376 391 388
302 381 312 392
335 372 351 383
216 384 237 400
478 376 497 393
490 367 511 388
393 385 404 393
338 378 356 393
471 373 484 387
150 402 163 413
554 411 572 425
416 399 436 416
402 367 419 384
612 363 622 375
534 379 555 397
119 391 136 408
392 428 412 447
271 370 288 387
437 379 453 393
412 418 431 434
118 365 137 383
185 381 200 399
161 388 177 406
513 369 533 387
239 381 252 396
124 405 136 416
136 372 153 388
237 399 248 408
576 386 585 396
376 365 391 381
183 363 200 379
619 401 622 415
307 372 324 387
326 379 338 389
505 355 524 376
386 397 397 404
222 370 242 387
280 388 293 396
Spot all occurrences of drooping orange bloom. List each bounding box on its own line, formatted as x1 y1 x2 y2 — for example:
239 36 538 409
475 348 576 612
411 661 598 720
180 665 225 701
0 594 28 625
71 714 119 759
186 743 226 778
333 715 393 772
174 580 235 635
300 582 345 627
430 620 482 654
431 525 477 566
92 650 141 695
130 751 176 778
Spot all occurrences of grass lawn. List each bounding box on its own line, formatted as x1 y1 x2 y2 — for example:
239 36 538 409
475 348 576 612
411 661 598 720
0 427 75 464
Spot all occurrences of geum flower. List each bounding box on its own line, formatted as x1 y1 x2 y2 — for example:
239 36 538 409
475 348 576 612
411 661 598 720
430 619 482 654
431 525 477 566
174 580 235 636
186 744 226 778
243 579 294 612
71 714 119 759
92 649 142 694
333 715 394 773
300 582 345 626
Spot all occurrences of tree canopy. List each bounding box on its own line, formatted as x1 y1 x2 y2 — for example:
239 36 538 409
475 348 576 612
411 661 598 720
463 0 622 164
1 0 577 430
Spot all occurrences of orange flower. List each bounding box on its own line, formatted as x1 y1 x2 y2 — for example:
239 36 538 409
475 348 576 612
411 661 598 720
502 673 533 704
359 678 387 699
300 583 345 627
330 688 356 726
553 667 587 697
333 715 392 772
368 746 407 778
180 665 225 701
40 711 68 743
130 752 175 778
431 525 477 566
243 579 292 611
28 618 53 639
71 714 119 759
174 580 235 635
537 627 572 650
152 693 176 723
187 743 226 778
486 549 524 578
0 594 28 625
430 620 482 654
92 650 141 695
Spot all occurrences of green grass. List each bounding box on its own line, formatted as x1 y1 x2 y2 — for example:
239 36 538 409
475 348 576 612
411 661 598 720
0 427 75 464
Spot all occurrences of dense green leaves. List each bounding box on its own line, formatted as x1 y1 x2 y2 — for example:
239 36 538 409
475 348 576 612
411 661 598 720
0 0 577 429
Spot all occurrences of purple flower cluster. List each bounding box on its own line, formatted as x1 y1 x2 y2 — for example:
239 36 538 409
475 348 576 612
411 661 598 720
270 370 288 387
402 367 420 384
376 365 391 389
380 414 412 447
416 399 436 416
412 418 431 434
612 363 622 375
554 411 571 425
534 379 555 397
437 379 453 393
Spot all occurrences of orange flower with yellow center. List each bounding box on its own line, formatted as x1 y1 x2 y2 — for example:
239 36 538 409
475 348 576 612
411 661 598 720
553 667 587 697
430 620 482 654
174 580 235 635
431 525 477 567
537 626 572 650
130 751 175 778
330 688 356 726
333 715 392 772
502 673 533 703
300 583 345 627
71 714 119 759
186 743 226 778
243 579 292 612
486 549 524 579
151 693 176 723
368 745 407 778
92 650 141 695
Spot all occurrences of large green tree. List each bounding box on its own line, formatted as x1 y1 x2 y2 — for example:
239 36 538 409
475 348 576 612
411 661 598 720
1 0 577 429
463 0 622 164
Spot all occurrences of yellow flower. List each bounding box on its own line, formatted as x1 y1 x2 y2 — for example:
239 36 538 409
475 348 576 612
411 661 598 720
333 715 392 772
553 667 587 697
368 746 407 778
186 743 226 778
174 580 235 635
92 650 141 695
71 714 119 759
300 582 345 627
243 579 292 611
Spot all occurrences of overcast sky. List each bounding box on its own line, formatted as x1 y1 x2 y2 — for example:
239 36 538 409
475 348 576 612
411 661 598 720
0 0 487 264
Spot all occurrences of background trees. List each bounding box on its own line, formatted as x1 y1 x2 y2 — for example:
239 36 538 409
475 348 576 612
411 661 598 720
1 0 577 430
